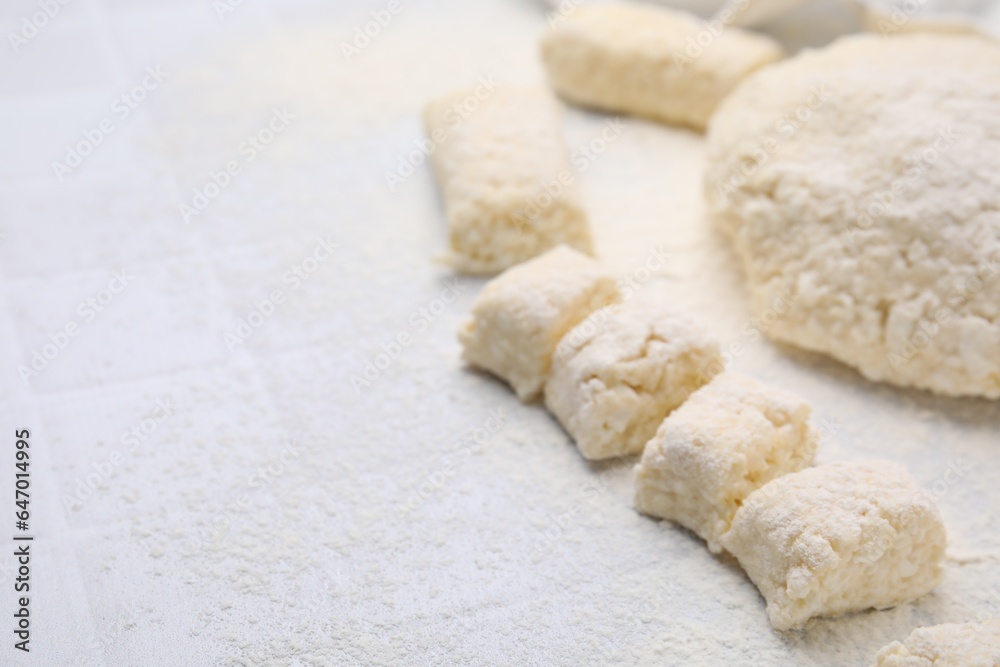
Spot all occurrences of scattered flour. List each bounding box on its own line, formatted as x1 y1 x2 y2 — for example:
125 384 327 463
10 0 998 665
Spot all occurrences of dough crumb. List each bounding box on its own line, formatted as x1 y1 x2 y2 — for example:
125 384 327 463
544 298 721 460
541 3 783 130
458 245 619 401
634 372 817 553
723 460 947 631
425 86 592 274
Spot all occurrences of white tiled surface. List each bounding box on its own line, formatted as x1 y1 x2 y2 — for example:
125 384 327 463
1 0 1000 665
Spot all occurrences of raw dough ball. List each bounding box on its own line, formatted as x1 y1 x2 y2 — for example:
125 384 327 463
634 372 817 553
544 298 721 461
541 3 783 130
722 461 947 631
424 85 592 274
458 245 619 401
705 33 1000 398
873 619 1000 667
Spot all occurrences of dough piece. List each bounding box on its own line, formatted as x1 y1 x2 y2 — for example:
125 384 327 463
722 461 947 631
634 373 817 553
458 246 619 401
873 619 1000 667
856 0 987 38
540 3 783 131
544 298 721 461
705 34 1000 398
424 86 592 274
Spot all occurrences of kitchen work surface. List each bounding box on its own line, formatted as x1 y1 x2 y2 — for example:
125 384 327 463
1 0 999 665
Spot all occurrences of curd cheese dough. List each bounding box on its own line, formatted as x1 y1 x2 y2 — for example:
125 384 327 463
873 619 1000 667
634 373 817 553
458 246 619 402
424 86 592 274
544 298 721 461
722 461 947 631
540 3 784 131
705 34 1000 398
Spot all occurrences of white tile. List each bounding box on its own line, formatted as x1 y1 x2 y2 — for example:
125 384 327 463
0 167 192 278
105 3 259 74
5 257 233 392
0 22 116 96
68 522 229 666
209 234 357 355
0 91 142 181
0 0 91 30
0 307 29 401
38 359 290 530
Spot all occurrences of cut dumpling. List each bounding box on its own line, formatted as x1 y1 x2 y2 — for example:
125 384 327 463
544 298 720 460
458 246 619 402
723 461 947 631
634 372 817 553
424 86 592 274
873 619 1000 666
541 3 783 130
